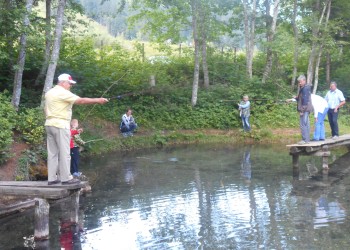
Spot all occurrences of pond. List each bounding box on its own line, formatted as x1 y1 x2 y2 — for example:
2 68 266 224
1 144 350 249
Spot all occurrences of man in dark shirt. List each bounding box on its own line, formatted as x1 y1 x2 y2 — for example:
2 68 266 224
294 75 313 144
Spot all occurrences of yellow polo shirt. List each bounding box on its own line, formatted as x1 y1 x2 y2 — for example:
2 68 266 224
44 85 80 129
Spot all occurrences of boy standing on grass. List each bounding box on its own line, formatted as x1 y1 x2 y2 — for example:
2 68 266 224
238 95 251 132
70 119 85 178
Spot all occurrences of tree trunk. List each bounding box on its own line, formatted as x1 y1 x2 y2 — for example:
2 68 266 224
313 46 323 94
35 0 52 86
243 0 249 78
262 0 280 83
41 0 67 106
243 0 256 79
201 38 209 89
291 0 299 89
307 0 328 85
191 0 200 107
326 51 331 84
313 0 331 94
11 0 34 111
198 0 209 89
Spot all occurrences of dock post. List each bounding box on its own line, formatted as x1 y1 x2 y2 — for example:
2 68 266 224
34 198 50 241
322 155 329 169
70 190 80 224
292 154 299 168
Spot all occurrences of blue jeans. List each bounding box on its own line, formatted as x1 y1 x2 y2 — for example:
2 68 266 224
120 123 137 133
70 146 80 174
299 112 310 142
313 108 328 140
241 116 251 132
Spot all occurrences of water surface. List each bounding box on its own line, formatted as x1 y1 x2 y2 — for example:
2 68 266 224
1 144 350 249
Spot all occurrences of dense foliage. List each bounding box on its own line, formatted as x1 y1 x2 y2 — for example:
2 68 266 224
2 0 350 172
0 93 17 163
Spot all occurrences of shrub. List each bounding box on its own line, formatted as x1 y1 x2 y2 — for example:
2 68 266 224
0 92 17 163
16 108 45 146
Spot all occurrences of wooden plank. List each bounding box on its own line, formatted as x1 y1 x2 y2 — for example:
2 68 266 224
289 146 303 154
0 186 69 199
0 181 88 190
305 146 321 153
0 200 36 217
286 134 350 148
311 151 331 157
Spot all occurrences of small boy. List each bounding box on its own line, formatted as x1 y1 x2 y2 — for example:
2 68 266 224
238 95 251 132
70 119 85 177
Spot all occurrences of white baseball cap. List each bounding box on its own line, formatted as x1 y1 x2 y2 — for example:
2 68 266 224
58 73 76 84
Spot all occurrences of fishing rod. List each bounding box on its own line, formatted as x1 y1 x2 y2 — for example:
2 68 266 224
106 86 170 101
84 138 104 144
220 98 289 103
81 71 129 122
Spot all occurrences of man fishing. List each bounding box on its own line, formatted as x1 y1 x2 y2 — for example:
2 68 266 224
290 75 313 145
45 73 109 185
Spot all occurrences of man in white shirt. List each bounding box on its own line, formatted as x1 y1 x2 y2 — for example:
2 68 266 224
324 82 346 139
311 94 328 141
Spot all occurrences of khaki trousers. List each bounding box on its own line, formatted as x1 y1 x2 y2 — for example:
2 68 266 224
46 126 72 182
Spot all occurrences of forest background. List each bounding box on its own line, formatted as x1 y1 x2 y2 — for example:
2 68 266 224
1 0 350 180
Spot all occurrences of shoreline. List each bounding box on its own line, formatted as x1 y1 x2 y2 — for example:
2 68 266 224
0 127 301 181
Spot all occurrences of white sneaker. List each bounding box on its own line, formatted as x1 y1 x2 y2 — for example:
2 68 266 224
332 136 339 140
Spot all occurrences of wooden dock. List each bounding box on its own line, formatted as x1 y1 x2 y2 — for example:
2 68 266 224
286 134 350 169
0 180 88 241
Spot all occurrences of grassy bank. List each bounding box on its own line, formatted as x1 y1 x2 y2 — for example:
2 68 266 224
81 125 301 156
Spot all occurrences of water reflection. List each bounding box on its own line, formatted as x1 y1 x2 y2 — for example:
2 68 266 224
2 145 350 249
314 194 346 228
240 146 252 184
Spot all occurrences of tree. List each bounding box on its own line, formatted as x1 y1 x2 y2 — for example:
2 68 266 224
198 0 209 89
128 0 222 106
313 0 331 94
262 0 280 83
191 0 200 106
305 0 330 88
242 0 257 79
42 0 67 104
290 0 299 89
11 0 34 111
35 0 52 87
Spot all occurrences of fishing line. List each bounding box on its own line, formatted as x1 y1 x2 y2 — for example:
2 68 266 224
212 60 297 96
220 98 288 103
81 71 129 122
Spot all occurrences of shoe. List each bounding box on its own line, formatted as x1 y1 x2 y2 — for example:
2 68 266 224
332 136 339 140
62 179 80 185
311 139 319 141
320 139 325 141
122 133 128 138
73 172 82 177
48 180 61 185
